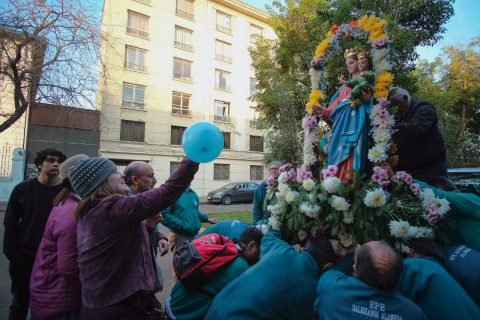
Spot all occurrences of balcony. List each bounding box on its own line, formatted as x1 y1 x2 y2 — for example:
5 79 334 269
215 83 231 92
173 75 193 83
214 115 231 123
215 54 232 63
126 27 149 39
122 100 145 110
176 9 194 20
174 41 194 52
249 120 257 127
171 108 192 117
216 25 232 35
124 62 148 73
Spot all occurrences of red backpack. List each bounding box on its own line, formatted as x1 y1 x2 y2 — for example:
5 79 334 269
173 233 239 289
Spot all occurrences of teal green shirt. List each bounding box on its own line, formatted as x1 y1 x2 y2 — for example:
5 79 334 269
162 188 209 237
169 257 250 320
315 270 426 320
205 232 321 320
397 257 480 320
195 220 250 240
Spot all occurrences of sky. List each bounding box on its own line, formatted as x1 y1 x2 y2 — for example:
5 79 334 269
242 0 480 62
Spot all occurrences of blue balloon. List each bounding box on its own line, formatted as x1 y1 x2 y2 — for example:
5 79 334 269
182 122 224 163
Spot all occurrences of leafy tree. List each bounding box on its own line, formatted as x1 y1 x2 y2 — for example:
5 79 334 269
0 0 104 133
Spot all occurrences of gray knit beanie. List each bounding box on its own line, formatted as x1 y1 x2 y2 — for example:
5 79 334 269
68 157 117 199
60 154 88 180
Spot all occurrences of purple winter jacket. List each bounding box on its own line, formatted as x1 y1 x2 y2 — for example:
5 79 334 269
77 158 199 308
30 192 81 319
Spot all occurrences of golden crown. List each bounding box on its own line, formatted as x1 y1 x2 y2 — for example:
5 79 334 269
358 50 372 60
344 47 361 59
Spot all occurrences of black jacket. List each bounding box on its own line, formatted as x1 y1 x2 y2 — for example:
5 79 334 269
393 99 446 171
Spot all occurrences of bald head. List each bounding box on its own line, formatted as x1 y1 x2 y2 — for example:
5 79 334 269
354 241 403 291
124 161 157 193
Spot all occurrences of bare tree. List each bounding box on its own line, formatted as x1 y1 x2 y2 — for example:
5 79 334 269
0 0 104 134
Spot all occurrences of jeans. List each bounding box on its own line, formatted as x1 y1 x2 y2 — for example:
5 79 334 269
8 257 35 320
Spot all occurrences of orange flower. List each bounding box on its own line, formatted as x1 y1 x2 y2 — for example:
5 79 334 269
330 24 338 35
349 18 358 26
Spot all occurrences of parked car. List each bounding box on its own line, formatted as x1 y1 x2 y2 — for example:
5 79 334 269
448 168 480 196
207 182 259 205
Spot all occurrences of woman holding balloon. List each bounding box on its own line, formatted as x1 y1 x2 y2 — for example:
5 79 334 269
69 122 223 319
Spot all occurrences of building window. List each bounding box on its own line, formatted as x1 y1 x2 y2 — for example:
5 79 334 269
250 165 264 180
127 11 149 38
120 120 145 142
222 132 230 149
125 46 147 72
122 83 145 109
171 125 187 145
216 11 232 34
250 135 264 152
215 69 231 91
214 100 230 122
176 0 194 20
250 24 263 43
172 92 191 116
214 163 230 180
249 106 259 127
174 26 193 51
215 40 231 63
170 161 181 175
173 58 192 82
250 78 257 95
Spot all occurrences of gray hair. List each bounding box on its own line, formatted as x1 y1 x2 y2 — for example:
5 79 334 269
268 160 282 168
389 87 411 105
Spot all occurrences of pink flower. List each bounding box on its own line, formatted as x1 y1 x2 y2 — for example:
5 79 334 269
321 165 338 180
279 164 292 173
266 175 276 187
428 211 440 224
396 171 413 185
296 167 313 182
396 200 404 209
372 166 390 187
303 116 318 129
410 183 421 196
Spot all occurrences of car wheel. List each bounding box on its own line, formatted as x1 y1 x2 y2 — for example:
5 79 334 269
222 195 232 205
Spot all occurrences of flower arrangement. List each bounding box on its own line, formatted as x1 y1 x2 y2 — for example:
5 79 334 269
262 164 451 252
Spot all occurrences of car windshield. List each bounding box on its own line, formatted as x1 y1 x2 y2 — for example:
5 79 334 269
222 183 238 189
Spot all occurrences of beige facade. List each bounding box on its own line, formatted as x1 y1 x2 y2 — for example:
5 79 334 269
98 0 274 196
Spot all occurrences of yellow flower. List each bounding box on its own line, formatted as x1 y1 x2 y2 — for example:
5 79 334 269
376 72 394 86
314 37 332 59
306 101 315 115
310 89 324 102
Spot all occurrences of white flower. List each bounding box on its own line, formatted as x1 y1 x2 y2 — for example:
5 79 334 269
268 216 281 231
275 192 286 204
372 128 391 143
395 243 410 254
330 195 350 212
407 226 434 239
285 191 298 204
278 172 288 185
256 224 271 235
368 146 388 163
389 220 410 239
308 193 316 202
321 177 342 194
303 178 316 191
268 203 284 216
343 211 354 224
435 198 450 215
364 188 387 208
278 183 291 196
420 188 436 204
300 202 320 218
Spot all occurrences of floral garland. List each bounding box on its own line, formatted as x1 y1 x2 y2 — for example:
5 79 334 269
303 15 395 168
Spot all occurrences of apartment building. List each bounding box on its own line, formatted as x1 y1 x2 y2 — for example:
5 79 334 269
98 0 274 196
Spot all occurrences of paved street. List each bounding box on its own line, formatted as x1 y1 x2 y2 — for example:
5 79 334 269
0 201 252 318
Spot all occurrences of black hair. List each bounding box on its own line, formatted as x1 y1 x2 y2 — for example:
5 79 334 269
408 237 445 263
238 227 263 248
354 242 403 291
34 148 66 169
304 235 336 268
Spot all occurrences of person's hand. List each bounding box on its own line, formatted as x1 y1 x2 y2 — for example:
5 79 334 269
207 217 218 224
144 213 162 229
360 90 372 103
157 239 169 256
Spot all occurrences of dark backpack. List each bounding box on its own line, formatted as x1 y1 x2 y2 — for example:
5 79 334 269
173 233 239 289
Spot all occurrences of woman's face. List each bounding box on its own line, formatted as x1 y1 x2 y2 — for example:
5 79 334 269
358 57 371 72
107 171 130 195
346 57 359 75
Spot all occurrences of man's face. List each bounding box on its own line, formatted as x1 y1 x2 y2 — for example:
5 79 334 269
136 165 157 192
389 96 409 114
38 155 62 177
269 164 280 178
243 242 260 265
